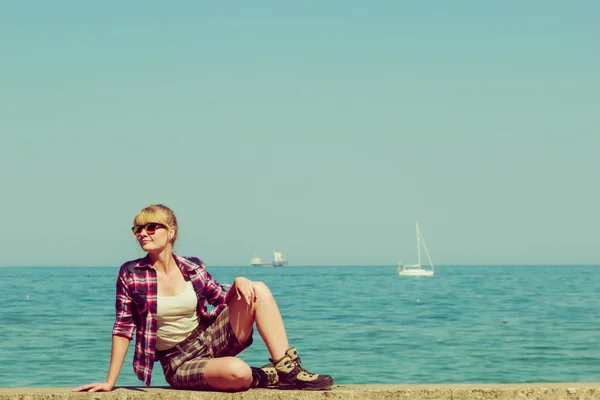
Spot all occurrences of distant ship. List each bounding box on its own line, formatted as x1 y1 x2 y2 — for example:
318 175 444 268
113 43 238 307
250 251 288 267
272 251 288 267
250 256 272 267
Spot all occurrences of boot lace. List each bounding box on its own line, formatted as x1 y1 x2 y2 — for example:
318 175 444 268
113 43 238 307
286 356 316 378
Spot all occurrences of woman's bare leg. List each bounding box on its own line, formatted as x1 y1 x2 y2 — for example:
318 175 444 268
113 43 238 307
203 357 252 391
228 281 289 361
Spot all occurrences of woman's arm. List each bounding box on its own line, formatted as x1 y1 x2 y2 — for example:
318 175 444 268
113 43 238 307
72 335 130 392
106 335 130 388
73 266 135 392
227 276 257 305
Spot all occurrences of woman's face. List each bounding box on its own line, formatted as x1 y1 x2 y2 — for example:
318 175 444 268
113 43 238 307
132 222 172 253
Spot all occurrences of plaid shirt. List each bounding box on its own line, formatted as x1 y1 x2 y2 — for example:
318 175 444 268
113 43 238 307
112 254 229 386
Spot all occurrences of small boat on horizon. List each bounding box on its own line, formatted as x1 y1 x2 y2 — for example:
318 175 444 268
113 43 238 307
250 256 272 267
272 251 288 267
397 222 434 277
250 251 288 267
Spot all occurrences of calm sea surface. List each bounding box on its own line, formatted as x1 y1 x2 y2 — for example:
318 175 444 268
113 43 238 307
1 265 599 387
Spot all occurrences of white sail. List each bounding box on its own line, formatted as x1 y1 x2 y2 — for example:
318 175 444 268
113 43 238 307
397 222 434 276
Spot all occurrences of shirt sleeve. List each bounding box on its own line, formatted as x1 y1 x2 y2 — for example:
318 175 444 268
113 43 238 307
197 261 229 307
112 267 135 340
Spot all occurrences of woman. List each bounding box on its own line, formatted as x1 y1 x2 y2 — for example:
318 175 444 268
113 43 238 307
74 204 333 392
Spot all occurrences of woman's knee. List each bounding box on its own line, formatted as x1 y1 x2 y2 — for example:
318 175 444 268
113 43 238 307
223 359 252 388
252 281 273 301
205 358 252 391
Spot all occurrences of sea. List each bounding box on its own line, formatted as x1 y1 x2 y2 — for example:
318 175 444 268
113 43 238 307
1 265 599 387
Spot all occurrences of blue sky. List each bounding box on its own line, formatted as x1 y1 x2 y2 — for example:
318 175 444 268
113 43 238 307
1 1 598 267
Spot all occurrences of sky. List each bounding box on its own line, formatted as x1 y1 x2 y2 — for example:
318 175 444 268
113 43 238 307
1 1 599 267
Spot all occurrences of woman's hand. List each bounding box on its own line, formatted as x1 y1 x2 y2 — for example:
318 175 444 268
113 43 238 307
233 277 256 305
72 381 114 392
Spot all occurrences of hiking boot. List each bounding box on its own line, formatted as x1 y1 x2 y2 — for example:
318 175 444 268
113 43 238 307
270 348 334 390
250 363 279 389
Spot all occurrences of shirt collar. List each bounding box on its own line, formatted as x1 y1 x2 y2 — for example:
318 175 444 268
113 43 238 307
133 254 200 273
134 254 152 269
174 254 202 272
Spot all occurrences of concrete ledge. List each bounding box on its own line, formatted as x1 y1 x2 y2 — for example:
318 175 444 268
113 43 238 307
1 384 600 400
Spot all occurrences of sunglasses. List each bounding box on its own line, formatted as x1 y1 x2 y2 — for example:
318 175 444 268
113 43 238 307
131 222 167 236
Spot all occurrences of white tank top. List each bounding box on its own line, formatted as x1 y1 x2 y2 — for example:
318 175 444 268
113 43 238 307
156 281 199 351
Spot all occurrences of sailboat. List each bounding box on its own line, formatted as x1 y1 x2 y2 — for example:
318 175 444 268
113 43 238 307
397 222 435 277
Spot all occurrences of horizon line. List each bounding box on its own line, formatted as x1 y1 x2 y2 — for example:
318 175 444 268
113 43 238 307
1 263 599 268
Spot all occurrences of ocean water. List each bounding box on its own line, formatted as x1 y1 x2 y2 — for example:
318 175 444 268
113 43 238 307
1 265 599 387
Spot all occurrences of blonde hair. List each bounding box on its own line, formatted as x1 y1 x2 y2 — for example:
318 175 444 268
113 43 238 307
133 204 179 245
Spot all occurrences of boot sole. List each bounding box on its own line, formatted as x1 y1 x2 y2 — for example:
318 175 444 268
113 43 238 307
278 377 334 391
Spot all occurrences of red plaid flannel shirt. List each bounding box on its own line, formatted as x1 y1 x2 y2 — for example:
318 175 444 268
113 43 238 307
112 254 229 386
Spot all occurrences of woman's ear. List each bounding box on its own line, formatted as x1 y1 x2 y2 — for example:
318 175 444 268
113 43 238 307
168 227 176 241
